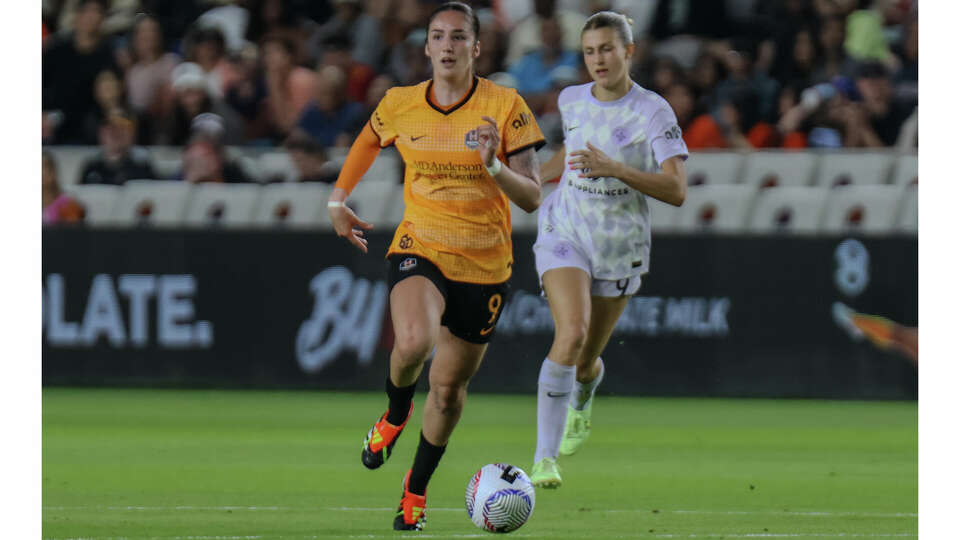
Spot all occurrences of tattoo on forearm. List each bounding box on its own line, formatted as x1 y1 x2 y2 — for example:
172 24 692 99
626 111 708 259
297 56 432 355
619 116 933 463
508 148 541 185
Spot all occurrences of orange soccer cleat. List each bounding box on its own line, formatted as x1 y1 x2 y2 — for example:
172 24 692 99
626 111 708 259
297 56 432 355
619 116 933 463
393 469 427 530
361 403 413 470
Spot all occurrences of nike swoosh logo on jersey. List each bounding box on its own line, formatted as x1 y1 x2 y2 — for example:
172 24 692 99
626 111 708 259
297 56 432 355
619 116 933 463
567 125 579 132
546 392 569 398
411 135 427 141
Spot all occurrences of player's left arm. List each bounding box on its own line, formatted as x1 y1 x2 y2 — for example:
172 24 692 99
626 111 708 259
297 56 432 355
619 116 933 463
475 115 542 213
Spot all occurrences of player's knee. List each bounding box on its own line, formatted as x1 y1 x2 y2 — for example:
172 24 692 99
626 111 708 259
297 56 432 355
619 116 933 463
430 384 465 416
554 321 588 361
393 325 434 366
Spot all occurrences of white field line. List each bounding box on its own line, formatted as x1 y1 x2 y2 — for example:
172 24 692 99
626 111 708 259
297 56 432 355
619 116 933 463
43 505 918 519
653 535 917 539
45 536 535 540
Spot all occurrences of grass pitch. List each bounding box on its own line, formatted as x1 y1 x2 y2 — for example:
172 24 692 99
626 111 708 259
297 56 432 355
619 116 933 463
42 388 917 539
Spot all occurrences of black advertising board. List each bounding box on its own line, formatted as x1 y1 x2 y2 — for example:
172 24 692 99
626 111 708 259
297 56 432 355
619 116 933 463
42 229 917 399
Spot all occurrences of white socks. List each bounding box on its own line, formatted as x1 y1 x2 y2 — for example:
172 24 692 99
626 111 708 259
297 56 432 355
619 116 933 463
534 358 576 463
572 358 605 411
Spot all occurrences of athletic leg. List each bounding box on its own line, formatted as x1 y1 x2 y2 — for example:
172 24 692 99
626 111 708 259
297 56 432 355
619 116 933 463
531 267 592 487
362 275 444 470
395 327 487 530
560 294 630 456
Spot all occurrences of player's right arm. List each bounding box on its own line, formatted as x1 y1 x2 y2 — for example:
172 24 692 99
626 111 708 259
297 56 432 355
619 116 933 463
539 144 566 183
328 122 381 253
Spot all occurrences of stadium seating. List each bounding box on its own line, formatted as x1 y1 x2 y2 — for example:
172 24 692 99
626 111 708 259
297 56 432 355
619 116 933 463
257 152 299 183
62 184 120 226
252 182 333 228
741 151 818 188
361 147 402 183
891 152 918 186
675 184 756 233
646 195 680 233
51 146 100 186
183 183 262 228
684 152 744 185
748 186 830 234
347 180 400 225
896 184 918 233
108 180 193 227
820 185 902 234
148 146 184 179
816 151 894 187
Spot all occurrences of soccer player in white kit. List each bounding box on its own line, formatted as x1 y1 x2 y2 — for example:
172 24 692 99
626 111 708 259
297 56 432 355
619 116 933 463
529 11 689 488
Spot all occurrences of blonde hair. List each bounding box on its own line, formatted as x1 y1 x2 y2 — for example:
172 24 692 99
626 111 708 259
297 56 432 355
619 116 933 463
581 11 634 46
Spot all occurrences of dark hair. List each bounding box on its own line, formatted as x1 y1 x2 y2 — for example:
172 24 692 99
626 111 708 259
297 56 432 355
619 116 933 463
581 10 634 46
428 2 480 42
186 26 226 56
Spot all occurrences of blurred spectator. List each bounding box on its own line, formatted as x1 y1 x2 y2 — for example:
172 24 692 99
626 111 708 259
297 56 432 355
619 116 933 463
81 69 127 145
284 130 338 183
774 26 819 90
810 15 854 83
475 8 507 77
306 0 386 70
296 65 365 148
689 52 724 112
504 0 587 67
124 14 179 120
42 151 84 225
246 0 308 58
508 16 579 97
711 39 780 125
167 63 246 146
892 15 917 104
645 56 685 96
255 33 320 141
386 29 432 86
664 82 697 138
56 0 140 36
317 35 376 103
363 73 397 120
79 110 157 185
140 0 204 50
184 26 240 99
844 0 898 69
42 0 119 144
179 114 254 184
847 61 914 147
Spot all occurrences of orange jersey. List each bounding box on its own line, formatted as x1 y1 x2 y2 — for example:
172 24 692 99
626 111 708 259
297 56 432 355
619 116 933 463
370 77 545 284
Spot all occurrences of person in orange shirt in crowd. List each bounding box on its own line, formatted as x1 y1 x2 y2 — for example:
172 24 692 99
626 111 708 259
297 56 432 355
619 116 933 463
327 2 545 531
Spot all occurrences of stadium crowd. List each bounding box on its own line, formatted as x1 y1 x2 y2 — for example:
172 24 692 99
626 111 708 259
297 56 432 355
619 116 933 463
41 0 918 189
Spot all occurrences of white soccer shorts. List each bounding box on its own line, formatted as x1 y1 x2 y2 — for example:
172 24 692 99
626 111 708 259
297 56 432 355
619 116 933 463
533 230 642 298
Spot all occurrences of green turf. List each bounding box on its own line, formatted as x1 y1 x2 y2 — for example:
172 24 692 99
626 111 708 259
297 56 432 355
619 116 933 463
42 388 917 539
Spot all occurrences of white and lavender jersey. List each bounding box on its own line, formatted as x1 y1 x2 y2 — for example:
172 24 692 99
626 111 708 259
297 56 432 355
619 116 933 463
536 82 689 280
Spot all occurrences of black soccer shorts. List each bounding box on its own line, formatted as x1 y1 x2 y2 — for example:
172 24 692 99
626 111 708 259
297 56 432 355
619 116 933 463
386 254 510 345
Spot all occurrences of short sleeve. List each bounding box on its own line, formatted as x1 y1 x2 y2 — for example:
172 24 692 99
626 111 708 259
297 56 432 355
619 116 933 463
502 93 546 158
369 89 398 147
648 104 689 166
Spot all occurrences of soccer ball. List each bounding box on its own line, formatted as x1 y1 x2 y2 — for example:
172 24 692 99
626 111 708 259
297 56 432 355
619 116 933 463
465 463 536 533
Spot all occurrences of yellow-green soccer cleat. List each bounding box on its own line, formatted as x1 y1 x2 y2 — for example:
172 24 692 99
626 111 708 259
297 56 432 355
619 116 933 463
559 399 593 456
530 457 562 489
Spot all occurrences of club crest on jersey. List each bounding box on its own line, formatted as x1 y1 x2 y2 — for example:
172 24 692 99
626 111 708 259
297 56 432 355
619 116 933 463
464 129 480 149
399 257 418 272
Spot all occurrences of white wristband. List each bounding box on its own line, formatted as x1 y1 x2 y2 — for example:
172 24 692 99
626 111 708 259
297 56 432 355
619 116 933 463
485 157 502 177
327 201 346 208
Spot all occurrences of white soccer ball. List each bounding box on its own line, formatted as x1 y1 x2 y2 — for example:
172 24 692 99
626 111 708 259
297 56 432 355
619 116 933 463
465 463 536 533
